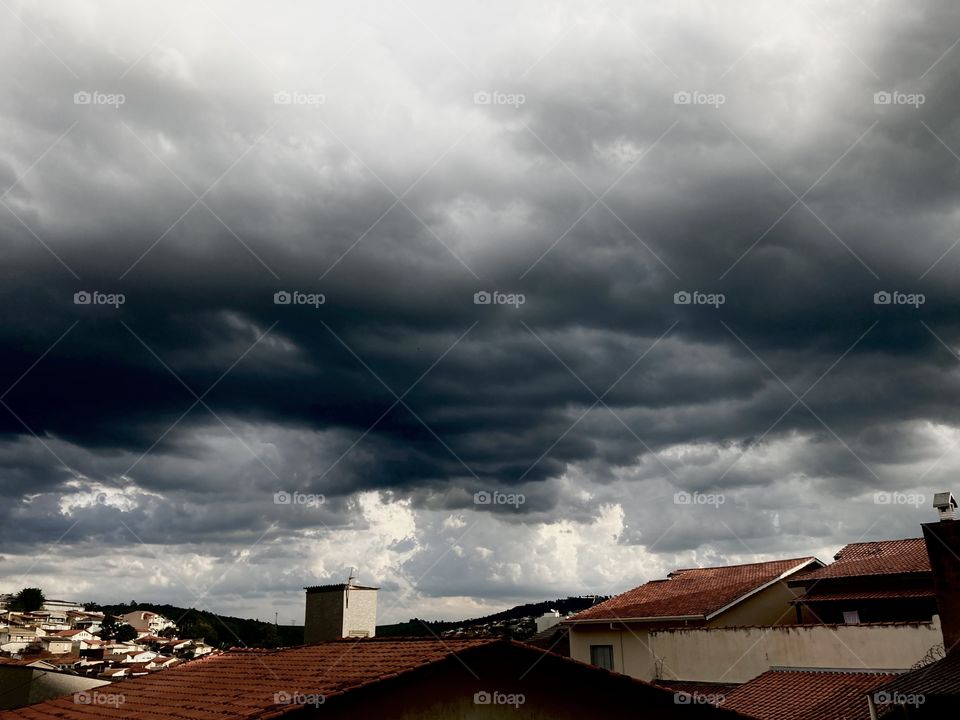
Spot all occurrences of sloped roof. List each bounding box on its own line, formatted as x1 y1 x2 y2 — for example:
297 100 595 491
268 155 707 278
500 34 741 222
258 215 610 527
872 652 960 710
569 558 817 622
792 539 930 583
0 638 752 720
720 670 897 720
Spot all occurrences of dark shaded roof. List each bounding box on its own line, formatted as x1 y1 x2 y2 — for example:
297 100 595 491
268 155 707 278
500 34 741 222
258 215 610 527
569 558 817 622
0 637 753 720
721 669 897 720
872 652 960 711
792 539 930 583
304 583 379 593
525 624 569 656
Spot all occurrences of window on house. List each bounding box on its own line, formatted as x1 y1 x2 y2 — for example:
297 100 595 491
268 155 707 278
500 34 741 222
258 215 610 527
590 644 615 670
843 610 860 625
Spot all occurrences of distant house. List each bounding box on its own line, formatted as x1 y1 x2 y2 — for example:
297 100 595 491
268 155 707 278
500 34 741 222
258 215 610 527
54 629 96 643
0 638 751 719
37 637 74 655
565 557 821 677
788 538 936 624
118 610 176 636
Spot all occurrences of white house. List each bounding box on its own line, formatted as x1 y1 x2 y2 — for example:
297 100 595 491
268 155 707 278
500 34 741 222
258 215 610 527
119 611 176 635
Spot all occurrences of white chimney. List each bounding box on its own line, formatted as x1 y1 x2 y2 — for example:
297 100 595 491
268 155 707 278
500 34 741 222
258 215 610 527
933 491 957 521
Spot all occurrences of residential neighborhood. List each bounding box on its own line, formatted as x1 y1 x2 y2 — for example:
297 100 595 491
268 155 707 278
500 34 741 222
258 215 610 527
1 494 959 717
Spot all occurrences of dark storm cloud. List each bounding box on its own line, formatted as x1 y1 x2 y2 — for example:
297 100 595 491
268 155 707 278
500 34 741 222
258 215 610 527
3 1 960 617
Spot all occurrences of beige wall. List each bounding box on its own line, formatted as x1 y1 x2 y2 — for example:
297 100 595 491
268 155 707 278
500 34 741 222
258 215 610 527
651 617 942 683
705 580 804 628
343 588 377 638
568 626 656 679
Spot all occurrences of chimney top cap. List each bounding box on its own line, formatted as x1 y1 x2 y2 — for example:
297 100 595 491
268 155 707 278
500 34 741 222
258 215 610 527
933 491 957 510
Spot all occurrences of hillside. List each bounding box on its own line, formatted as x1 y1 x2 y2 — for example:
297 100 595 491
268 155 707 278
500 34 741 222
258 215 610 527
86 602 303 648
376 596 606 639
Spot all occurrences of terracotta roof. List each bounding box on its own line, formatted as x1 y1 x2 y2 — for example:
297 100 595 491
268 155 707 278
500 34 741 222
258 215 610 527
0 639 492 719
791 589 936 604
792 539 930 582
654 679 739 701
872 652 960 710
721 670 897 720
569 558 817 622
0 638 752 720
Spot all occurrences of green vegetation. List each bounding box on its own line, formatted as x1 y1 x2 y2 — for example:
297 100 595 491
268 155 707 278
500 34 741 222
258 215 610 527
85 601 303 649
9 588 45 612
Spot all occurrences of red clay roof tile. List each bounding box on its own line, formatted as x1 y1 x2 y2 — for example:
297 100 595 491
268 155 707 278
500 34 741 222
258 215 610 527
569 558 817 622
721 670 897 720
793 539 930 582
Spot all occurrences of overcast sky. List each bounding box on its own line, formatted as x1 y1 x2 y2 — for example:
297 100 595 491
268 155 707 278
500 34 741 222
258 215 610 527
2 0 960 629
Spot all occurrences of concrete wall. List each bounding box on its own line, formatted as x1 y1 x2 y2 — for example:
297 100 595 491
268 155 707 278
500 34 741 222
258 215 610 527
0 666 109 710
652 617 943 684
304 590 345 644
343 588 377 638
570 614 942 684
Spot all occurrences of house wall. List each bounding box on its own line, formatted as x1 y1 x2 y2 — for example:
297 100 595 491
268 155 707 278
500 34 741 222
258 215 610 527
567 626 655 679
706 580 804 627
304 591 345 643
343 588 377 638
651 617 943 683
568 579 804 678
